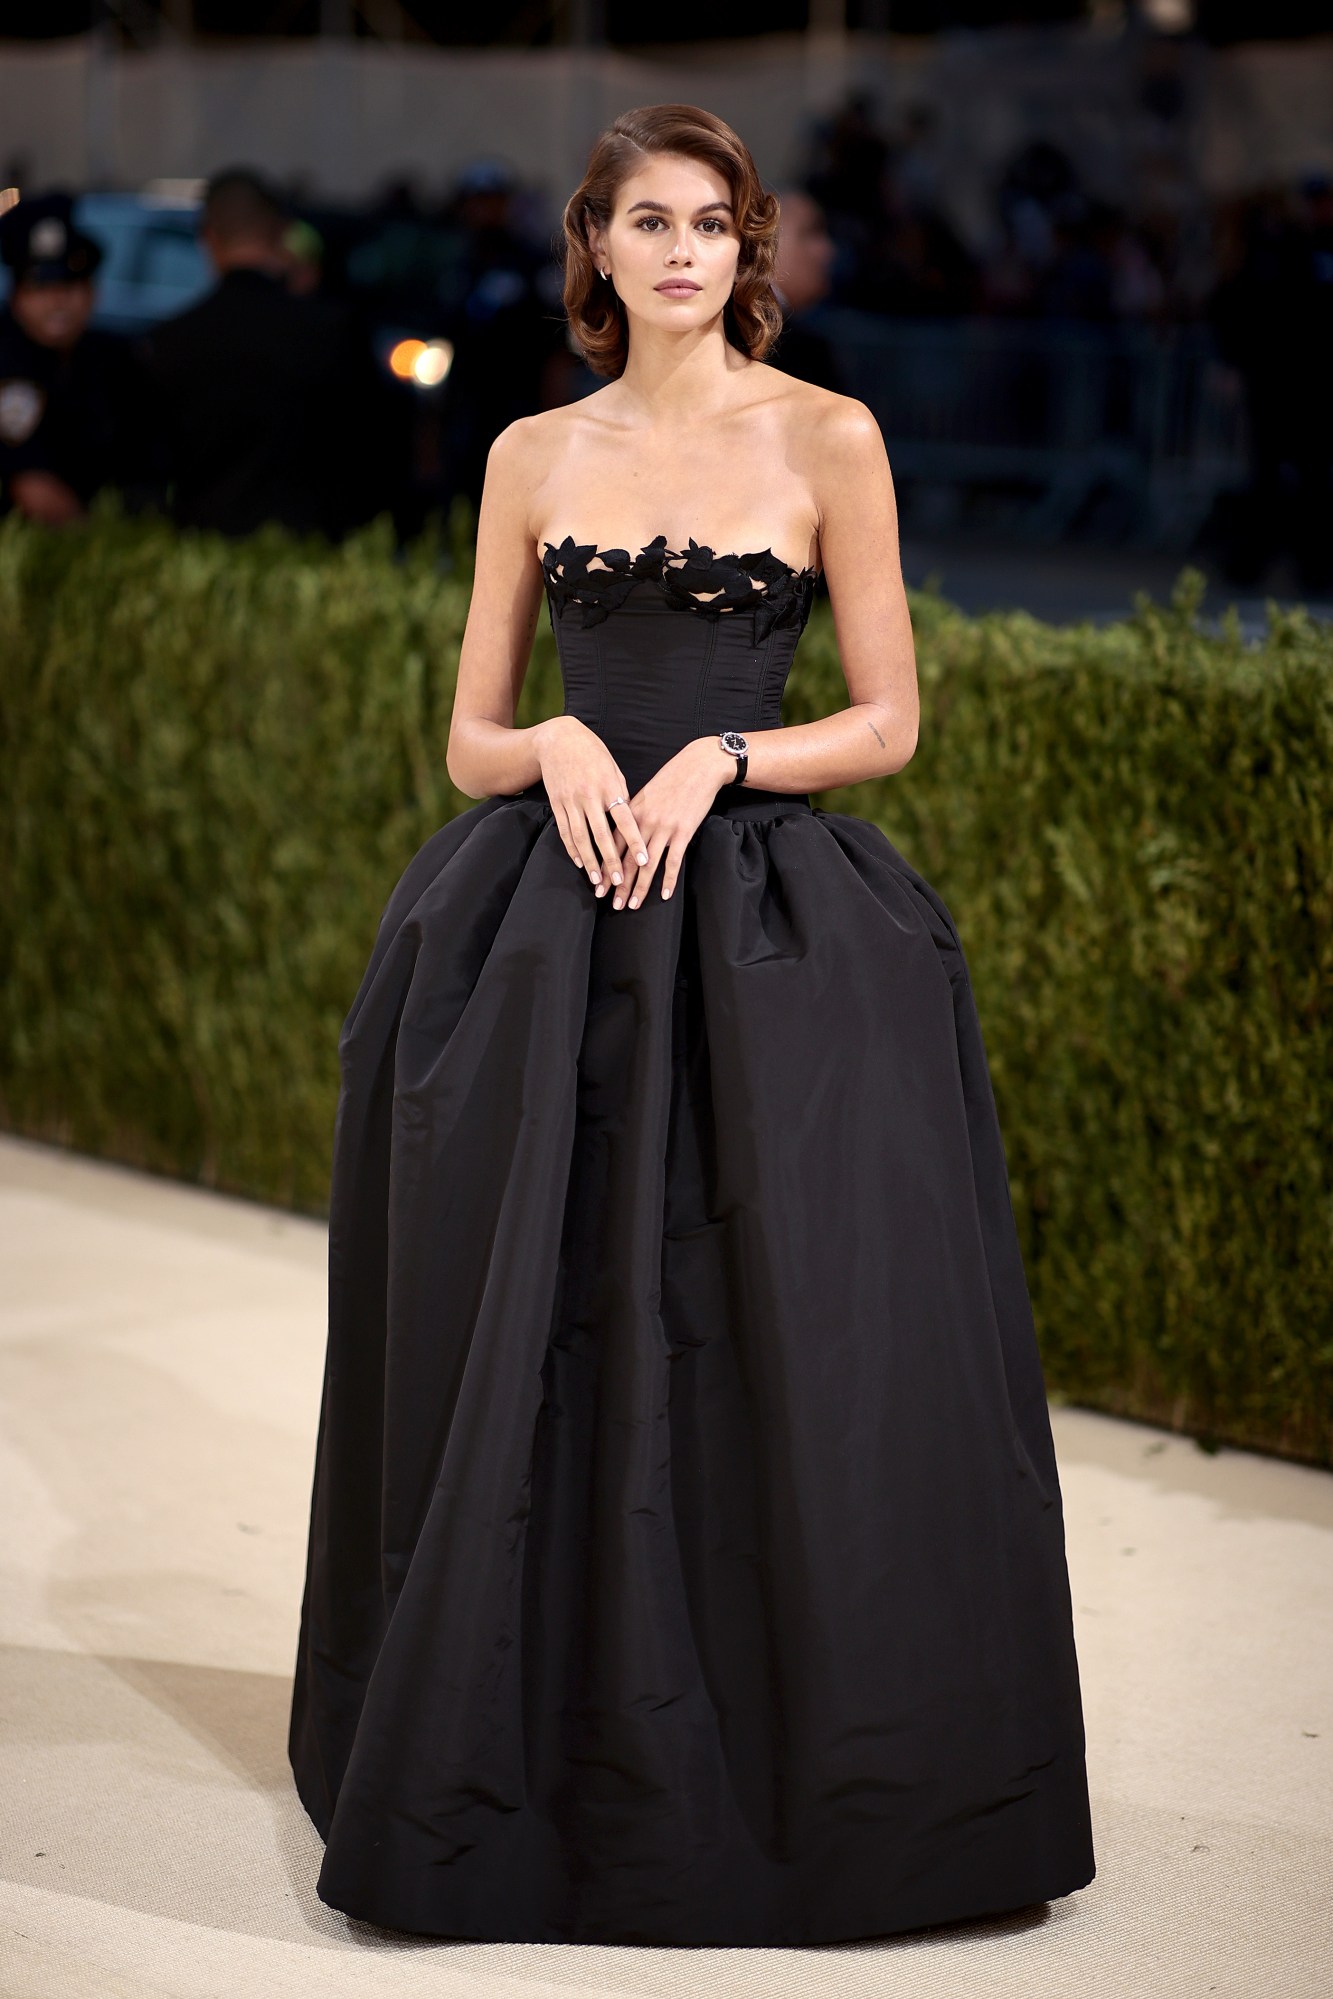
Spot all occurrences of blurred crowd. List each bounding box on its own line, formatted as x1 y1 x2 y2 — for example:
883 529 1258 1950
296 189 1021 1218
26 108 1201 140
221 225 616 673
801 92 1331 338
0 164 570 546
2 91 1331 588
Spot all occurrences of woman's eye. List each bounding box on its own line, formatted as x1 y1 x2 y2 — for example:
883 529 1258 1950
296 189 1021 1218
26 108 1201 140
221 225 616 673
636 217 726 233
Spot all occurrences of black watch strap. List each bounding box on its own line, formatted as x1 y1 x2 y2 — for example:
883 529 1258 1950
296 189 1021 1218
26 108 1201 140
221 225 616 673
720 729 748 786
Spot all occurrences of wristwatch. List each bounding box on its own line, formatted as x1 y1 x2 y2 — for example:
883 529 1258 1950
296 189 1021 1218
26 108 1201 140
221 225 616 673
719 728 748 786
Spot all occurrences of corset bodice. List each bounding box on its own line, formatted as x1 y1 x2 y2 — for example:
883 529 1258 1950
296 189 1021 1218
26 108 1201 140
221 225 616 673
538 534 819 799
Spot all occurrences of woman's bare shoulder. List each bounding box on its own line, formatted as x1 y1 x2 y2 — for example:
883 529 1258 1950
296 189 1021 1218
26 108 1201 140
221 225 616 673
742 364 879 473
494 396 614 465
486 399 615 525
772 373 880 449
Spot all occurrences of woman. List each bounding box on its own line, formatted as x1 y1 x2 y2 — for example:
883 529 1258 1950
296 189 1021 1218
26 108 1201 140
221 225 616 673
289 102 1096 1947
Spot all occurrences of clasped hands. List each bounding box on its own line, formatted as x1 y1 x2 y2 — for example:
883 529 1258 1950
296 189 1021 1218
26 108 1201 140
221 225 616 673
534 715 733 910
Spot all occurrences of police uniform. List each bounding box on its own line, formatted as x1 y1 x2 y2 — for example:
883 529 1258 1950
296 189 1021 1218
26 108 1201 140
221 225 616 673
0 195 157 517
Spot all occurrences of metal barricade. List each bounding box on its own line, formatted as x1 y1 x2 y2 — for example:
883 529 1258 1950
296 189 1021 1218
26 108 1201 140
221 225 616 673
810 310 1248 550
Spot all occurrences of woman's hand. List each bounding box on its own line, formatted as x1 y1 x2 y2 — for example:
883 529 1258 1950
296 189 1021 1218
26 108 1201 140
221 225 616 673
614 736 734 909
535 716 651 901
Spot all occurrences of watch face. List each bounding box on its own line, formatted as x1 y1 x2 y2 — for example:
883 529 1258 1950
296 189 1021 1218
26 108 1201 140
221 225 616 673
720 730 748 754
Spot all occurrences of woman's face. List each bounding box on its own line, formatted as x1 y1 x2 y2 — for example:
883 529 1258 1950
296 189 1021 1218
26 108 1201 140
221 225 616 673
593 152 741 331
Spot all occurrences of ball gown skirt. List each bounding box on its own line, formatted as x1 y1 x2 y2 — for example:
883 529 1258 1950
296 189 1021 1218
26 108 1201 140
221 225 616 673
288 534 1096 1944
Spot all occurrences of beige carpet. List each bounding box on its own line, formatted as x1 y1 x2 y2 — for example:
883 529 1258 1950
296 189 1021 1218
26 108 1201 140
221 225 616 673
0 1132 1329 1999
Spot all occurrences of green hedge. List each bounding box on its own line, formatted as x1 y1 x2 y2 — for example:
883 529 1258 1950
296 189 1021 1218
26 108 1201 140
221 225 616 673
2 504 1329 1466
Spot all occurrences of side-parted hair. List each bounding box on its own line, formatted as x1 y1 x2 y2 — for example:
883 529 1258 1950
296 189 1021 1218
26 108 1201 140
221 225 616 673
561 103 785 379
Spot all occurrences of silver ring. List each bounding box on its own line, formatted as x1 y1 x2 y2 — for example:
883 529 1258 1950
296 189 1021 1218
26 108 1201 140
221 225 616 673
606 795 626 809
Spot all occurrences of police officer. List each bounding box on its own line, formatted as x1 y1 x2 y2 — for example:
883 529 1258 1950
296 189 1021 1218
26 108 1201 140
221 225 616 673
0 191 156 524
142 167 398 541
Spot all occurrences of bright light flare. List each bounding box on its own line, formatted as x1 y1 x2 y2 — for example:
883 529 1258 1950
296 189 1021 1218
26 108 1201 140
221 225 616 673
389 338 427 381
413 340 452 387
388 337 453 388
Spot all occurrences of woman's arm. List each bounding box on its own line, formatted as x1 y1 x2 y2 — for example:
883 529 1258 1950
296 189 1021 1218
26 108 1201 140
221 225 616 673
691 395 919 796
445 412 653 882
444 418 553 800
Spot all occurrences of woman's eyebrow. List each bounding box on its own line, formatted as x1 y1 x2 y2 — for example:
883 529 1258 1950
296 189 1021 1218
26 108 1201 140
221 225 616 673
625 199 734 216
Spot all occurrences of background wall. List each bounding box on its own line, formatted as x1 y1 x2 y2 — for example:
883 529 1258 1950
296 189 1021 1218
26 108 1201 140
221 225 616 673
2 27 1331 243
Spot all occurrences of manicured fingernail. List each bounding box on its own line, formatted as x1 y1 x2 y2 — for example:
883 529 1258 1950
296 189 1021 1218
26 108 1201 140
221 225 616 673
628 896 638 908
637 851 648 864
611 871 621 884
662 887 672 898
589 870 600 883
613 896 623 909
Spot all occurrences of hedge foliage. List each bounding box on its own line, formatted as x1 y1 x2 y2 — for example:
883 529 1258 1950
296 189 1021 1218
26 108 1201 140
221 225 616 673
2 504 1330 1466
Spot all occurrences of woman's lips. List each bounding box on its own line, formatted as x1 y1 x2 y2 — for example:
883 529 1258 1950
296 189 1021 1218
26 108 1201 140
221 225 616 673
655 282 700 294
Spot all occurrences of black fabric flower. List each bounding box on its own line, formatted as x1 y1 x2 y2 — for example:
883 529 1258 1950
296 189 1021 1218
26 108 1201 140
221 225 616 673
541 535 668 628
542 534 816 637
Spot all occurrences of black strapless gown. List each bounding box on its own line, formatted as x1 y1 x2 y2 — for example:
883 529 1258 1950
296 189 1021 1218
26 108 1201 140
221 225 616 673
288 534 1096 1945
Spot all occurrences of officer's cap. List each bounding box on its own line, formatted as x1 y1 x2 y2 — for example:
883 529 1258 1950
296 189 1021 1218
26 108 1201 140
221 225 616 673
0 192 104 285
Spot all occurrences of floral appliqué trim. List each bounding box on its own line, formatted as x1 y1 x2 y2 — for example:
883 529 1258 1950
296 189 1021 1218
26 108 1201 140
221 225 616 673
541 533 817 641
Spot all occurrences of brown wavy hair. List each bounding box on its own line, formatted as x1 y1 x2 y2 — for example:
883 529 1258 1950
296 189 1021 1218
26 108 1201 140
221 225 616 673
560 103 785 379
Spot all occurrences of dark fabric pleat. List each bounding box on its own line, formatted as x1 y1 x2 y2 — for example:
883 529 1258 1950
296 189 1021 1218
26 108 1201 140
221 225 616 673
289 792 1095 1944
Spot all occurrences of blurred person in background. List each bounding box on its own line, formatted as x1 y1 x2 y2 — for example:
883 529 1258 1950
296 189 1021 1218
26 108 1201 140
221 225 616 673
849 172 978 320
802 91 976 321
1209 171 1333 597
803 88 894 261
0 191 157 526
893 102 946 220
142 167 400 542
767 185 844 392
430 158 576 523
1033 193 1116 324
981 138 1079 316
